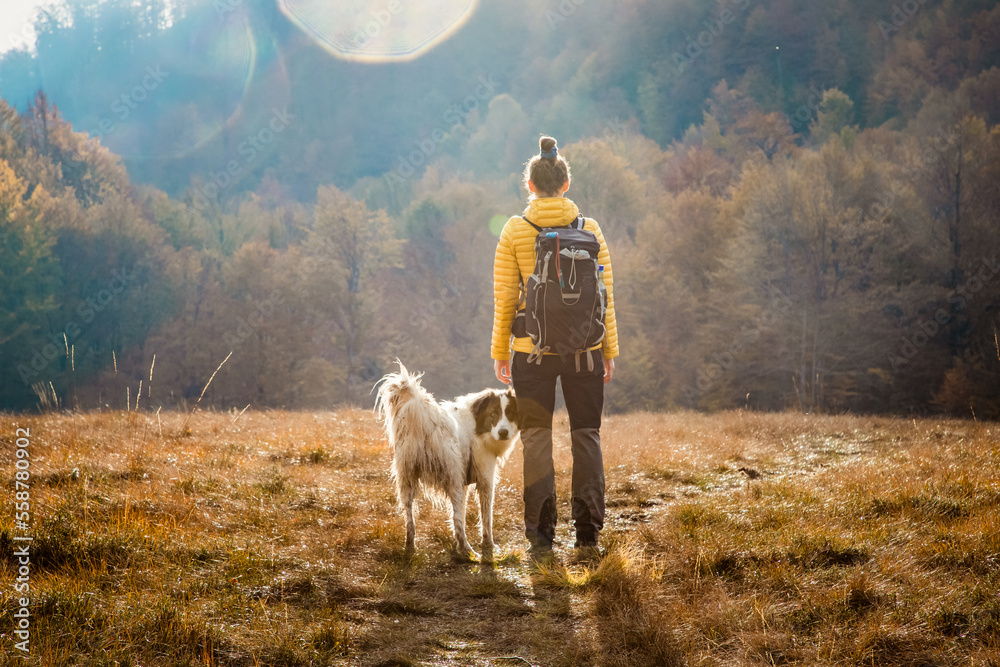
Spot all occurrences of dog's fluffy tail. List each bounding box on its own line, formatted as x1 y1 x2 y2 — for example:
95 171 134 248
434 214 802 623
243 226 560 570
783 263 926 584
374 360 425 427
374 361 452 508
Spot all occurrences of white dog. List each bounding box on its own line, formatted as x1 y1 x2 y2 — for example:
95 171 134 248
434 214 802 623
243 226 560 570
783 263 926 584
375 363 519 561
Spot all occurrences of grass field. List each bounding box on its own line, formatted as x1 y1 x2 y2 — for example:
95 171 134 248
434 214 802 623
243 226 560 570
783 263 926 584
1 407 999 666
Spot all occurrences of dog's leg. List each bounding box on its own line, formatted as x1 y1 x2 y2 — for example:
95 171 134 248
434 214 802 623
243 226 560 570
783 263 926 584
450 485 477 561
399 481 417 557
476 458 498 561
477 479 496 561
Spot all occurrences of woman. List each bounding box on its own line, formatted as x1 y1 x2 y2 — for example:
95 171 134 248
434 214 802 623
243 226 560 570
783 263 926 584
491 136 619 561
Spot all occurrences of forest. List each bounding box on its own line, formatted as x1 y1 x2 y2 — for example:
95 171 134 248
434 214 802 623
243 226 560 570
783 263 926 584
1 0 1000 415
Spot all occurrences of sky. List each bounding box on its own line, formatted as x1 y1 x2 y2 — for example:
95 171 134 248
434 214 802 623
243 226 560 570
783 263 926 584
0 0 45 54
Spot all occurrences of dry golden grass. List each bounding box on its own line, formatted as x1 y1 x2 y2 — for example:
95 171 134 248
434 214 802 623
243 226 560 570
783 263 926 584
1 408 999 666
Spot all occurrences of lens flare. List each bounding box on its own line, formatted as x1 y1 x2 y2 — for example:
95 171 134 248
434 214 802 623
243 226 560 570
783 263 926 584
104 4 257 161
277 0 479 63
161 9 257 158
489 214 508 237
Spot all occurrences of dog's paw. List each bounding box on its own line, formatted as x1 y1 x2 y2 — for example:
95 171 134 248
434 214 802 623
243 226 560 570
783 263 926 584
454 547 480 563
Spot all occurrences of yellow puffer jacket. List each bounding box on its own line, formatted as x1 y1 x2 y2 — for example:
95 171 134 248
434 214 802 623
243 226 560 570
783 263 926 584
491 197 619 361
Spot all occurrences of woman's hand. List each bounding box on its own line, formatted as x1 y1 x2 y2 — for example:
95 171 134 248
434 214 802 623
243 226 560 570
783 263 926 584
604 358 615 384
494 359 512 385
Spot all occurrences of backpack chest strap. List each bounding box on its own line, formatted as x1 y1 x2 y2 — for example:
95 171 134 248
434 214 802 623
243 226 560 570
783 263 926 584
521 215 586 232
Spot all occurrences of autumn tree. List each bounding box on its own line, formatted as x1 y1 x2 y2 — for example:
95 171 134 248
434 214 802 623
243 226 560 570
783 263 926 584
301 185 401 404
0 159 61 407
721 140 910 412
910 92 1000 415
809 89 855 144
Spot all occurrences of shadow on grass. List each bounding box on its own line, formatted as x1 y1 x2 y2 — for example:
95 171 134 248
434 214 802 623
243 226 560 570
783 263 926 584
350 544 596 667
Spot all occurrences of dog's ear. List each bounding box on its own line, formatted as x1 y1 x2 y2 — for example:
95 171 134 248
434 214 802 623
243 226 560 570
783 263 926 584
504 389 519 425
472 392 500 436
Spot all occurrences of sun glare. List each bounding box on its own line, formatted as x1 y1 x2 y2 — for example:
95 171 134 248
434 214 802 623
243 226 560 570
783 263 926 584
155 9 257 159
276 0 479 63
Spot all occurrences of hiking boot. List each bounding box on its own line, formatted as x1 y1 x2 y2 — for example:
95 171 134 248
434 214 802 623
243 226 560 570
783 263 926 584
571 545 602 567
527 544 556 569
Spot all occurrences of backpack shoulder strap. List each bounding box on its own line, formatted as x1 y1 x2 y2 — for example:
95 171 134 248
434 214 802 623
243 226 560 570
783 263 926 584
521 216 544 233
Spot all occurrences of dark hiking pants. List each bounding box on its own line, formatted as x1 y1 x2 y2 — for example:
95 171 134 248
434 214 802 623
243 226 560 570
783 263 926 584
512 349 606 550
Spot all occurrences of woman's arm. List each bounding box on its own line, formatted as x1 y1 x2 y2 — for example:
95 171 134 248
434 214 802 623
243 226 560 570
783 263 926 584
491 222 520 363
591 221 619 361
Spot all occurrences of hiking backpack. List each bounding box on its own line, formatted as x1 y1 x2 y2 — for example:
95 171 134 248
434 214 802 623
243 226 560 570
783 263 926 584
515 215 607 370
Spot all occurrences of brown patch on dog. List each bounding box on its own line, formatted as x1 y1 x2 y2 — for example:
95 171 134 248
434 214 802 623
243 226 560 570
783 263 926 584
473 392 501 436
504 389 518 428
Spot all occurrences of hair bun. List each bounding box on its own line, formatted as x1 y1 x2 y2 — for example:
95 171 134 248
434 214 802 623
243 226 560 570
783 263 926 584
539 136 558 159
525 136 570 197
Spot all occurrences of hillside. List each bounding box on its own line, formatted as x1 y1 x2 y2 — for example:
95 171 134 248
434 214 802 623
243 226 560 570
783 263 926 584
1 0 999 413
2 0 999 198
